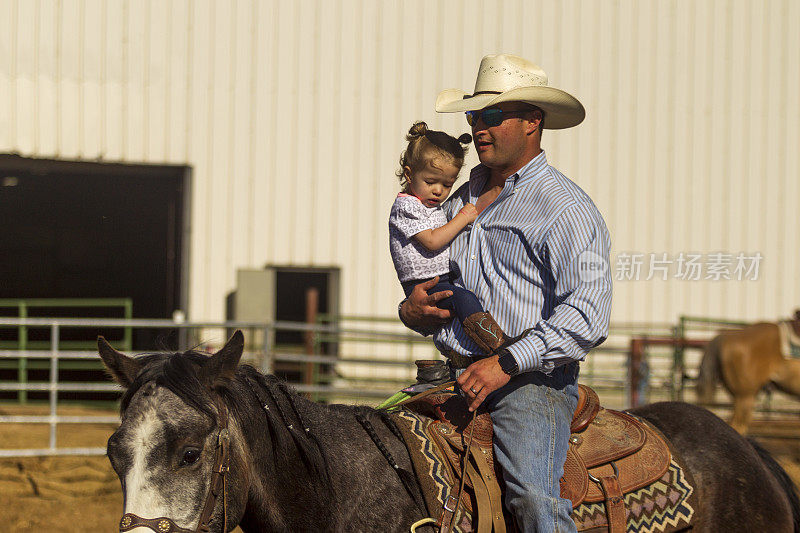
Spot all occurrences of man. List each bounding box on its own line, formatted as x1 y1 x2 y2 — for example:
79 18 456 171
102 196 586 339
399 54 613 532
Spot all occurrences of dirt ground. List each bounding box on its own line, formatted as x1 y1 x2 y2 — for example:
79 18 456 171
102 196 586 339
1 404 799 532
0 404 122 532
0 403 247 532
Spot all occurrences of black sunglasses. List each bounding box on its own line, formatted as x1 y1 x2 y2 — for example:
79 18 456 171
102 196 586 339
465 108 529 128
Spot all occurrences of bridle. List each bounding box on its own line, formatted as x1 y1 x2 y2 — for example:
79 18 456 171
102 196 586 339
118 395 231 533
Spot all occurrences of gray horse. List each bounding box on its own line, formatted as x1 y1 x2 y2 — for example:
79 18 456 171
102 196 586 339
100 331 800 532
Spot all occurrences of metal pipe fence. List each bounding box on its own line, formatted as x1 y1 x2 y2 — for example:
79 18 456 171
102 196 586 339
627 316 800 425
0 298 133 403
0 317 438 457
0 317 670 457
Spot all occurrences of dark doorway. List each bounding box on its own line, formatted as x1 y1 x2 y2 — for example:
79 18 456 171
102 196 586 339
275 271 331 345
0 155 190 346
271 267 340 384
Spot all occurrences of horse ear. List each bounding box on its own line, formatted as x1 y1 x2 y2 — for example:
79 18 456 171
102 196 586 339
200 330 245 386
97 336 143 388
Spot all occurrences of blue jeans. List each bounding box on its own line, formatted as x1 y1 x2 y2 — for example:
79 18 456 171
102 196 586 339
482 363 579 533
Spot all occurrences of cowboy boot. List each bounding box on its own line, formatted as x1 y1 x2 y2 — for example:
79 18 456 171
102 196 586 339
462 312 511 355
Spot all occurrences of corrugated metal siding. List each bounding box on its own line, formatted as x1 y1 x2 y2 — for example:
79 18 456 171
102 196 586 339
0 0 797 325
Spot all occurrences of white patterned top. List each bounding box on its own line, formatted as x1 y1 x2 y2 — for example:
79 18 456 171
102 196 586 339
388 193 451 283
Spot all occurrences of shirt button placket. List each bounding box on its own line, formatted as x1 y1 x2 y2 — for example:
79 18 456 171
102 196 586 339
470 222 479 260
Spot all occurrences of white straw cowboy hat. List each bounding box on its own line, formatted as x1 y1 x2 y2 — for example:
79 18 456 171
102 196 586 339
435 54 585 129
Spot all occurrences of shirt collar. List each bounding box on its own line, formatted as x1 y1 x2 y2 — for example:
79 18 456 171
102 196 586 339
512 150 549 186
469 150 549 197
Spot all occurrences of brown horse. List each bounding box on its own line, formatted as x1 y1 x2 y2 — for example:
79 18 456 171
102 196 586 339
697 312 800 434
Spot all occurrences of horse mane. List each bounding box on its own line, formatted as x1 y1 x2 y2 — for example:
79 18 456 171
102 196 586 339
229 366 331 488
120 349 331 492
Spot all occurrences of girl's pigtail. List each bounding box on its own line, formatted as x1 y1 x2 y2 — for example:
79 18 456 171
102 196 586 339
458 133 472 145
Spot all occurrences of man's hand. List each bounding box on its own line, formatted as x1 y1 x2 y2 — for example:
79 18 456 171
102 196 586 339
457 355 511 412
399 276 453 330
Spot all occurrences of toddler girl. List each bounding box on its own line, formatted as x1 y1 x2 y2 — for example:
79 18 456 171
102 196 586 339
389 121 511 355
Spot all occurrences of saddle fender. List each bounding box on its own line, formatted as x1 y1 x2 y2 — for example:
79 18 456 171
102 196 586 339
393 384 672 533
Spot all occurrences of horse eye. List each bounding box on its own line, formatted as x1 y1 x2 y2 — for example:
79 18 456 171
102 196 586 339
180 448 201 466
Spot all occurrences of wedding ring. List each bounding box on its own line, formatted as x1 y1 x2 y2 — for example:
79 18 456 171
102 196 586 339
470 387 478 394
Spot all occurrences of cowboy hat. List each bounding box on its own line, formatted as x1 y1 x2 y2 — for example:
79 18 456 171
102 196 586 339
435 54 585 129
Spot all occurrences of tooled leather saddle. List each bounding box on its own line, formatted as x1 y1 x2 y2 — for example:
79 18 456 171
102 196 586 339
395 384 671 533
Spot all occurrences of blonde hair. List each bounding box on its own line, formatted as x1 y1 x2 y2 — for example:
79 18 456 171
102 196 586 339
396 121 472 190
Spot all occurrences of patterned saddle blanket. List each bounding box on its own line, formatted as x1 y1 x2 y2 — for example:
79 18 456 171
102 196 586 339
392 385 697 533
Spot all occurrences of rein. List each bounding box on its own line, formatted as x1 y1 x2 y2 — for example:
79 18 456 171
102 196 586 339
119 395 230 533
355 411 427 515
371 382 479 532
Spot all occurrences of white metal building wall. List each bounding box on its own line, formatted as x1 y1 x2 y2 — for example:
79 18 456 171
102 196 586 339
0 0 797 326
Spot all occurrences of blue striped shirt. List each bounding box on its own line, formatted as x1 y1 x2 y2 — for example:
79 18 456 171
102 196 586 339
437 150 613 374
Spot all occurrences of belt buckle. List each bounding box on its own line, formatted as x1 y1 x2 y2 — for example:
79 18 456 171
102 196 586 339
443 494 460 512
